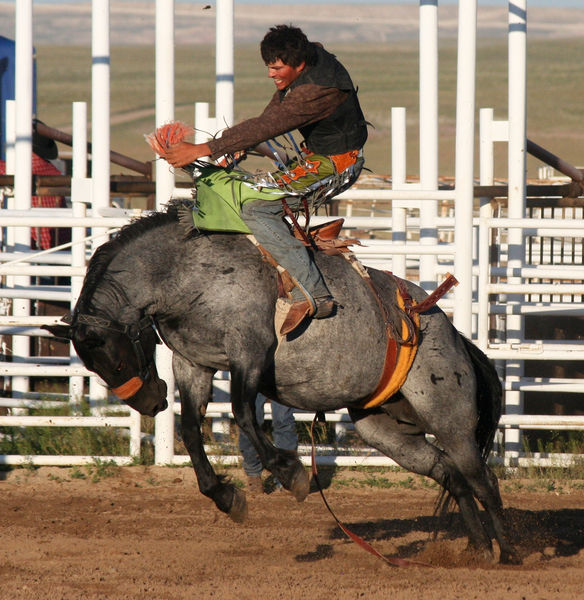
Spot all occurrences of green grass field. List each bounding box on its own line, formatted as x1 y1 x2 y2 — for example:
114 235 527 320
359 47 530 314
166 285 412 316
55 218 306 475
35 38 584 178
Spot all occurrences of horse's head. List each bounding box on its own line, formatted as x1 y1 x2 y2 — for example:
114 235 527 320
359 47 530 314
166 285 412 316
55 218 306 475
44 312 168 417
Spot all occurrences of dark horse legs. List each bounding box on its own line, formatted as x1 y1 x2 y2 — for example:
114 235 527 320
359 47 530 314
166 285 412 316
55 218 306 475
175 354 308 520
229 365 309 502
173 355 248 521
348 407 520 564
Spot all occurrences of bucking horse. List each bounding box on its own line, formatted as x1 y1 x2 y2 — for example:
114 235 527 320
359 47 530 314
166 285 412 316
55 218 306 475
45 203 520 564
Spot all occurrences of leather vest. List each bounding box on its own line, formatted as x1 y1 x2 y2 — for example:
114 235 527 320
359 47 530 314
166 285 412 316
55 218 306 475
282 45 368 156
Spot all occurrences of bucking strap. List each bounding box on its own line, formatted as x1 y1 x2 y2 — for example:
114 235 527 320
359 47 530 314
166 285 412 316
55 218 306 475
360 289 419 409
360 272 459 409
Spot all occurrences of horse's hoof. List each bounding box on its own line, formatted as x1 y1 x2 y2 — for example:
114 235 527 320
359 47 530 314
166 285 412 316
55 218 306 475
228 487 248 523
290 466 310 502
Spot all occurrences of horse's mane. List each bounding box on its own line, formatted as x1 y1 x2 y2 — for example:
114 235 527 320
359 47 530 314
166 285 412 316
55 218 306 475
77 209 179 310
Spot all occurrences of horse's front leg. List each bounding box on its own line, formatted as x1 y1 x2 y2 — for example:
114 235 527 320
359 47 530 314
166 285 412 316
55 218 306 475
230 366 309 502
173 355 247 522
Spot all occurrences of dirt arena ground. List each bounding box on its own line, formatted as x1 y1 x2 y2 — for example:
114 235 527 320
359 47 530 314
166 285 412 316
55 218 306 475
1 466 583 600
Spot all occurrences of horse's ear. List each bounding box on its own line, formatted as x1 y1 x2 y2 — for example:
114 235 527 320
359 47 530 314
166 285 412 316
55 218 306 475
42 323 73 341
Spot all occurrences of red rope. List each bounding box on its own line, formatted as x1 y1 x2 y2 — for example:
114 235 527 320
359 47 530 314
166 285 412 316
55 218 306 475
310 416 431 568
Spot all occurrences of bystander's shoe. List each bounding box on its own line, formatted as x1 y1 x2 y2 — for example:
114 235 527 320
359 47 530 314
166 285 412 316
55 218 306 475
264 474 284 494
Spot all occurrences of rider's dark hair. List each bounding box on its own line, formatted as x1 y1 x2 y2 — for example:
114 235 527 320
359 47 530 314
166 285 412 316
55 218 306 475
260 25 317 68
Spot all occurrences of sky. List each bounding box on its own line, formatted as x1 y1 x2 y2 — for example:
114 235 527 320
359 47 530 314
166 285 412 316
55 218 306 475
26 0 584 7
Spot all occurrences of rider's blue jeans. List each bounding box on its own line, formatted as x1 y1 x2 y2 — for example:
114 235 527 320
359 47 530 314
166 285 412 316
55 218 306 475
241 197 331 302
238 395 298 477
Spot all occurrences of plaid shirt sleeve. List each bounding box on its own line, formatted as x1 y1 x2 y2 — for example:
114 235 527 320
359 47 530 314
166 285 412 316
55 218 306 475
207 85 348 160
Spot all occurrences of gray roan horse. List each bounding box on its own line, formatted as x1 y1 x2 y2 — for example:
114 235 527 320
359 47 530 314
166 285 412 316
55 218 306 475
45 204 520 564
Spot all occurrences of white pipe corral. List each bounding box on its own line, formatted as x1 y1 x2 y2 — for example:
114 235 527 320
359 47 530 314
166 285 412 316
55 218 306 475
12 0 34 399
70 101 89 404
215 0 234 129
91 0 111 250
504 0 528 457
418 0 439 290
391 107 407 278
154 0 177 465
453 0 477 336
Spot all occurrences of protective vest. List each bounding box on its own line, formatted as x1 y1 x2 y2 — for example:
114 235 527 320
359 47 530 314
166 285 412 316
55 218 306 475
283 45 368 156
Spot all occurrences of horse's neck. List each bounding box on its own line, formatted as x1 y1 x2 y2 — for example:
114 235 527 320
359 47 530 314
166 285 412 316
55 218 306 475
95 227 180 318
96 227 264 321
88 274 137 323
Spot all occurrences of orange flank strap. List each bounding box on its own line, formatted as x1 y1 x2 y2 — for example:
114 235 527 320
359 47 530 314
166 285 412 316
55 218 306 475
361 290 420 410
360 273 458 410
111 376 143 400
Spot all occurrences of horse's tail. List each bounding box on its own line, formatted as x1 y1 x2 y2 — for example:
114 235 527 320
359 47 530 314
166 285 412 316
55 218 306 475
433 335 502 526
462 335 503 460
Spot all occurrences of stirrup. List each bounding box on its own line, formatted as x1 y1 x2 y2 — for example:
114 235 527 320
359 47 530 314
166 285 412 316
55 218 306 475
313 295 335 319
279 295 335 335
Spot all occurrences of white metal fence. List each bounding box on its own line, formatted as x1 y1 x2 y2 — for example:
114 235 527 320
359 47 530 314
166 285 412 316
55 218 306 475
1 192 583 468
2 0 583 470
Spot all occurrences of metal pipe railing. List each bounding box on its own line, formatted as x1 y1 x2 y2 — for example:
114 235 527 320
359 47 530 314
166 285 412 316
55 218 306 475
33 119 152 179
527 138 584 184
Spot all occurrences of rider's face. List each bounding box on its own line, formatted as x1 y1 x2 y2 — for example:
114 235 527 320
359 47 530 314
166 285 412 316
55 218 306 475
266 59 306 91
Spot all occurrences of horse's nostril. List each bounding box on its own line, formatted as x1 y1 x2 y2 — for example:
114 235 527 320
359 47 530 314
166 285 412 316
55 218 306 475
148 399 168 418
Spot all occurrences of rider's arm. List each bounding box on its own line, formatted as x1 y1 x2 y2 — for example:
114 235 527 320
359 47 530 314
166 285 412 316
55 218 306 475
160 141 212 168
206 85 348 160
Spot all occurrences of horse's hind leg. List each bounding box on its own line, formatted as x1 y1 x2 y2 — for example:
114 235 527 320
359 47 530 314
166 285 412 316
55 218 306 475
440 436 520 564
348 407 495 559
174 355 247 522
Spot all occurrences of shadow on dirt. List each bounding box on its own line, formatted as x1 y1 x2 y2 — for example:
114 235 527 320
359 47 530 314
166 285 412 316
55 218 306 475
294 507 584 563
309 467 337 493
0 467 14 481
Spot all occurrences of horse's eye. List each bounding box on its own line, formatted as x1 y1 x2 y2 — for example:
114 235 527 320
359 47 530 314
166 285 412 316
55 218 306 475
115 361 125 373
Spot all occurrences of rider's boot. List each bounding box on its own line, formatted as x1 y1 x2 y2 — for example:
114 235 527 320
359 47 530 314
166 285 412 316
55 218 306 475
280 281 335 335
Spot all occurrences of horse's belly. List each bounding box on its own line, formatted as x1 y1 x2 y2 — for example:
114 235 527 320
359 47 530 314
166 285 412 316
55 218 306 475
270 321 386 411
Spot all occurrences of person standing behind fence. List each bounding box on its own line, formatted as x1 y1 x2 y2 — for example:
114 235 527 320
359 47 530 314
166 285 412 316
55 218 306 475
239 394 298 494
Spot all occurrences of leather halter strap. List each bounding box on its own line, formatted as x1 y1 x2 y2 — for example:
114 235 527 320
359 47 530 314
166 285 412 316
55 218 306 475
72 312 159 399
111 376 144 400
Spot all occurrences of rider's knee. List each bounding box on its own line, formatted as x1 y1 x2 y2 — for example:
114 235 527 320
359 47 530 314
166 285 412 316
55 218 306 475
242 200 284 221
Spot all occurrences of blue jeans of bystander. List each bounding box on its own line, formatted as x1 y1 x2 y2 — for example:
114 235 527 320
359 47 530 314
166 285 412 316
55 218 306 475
238 394 298 477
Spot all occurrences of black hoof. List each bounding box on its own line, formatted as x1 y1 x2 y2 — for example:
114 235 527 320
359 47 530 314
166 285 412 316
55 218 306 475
228 487 248 523
290 465 310 502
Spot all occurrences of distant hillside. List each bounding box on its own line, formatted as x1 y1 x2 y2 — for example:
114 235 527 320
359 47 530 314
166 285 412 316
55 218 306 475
0 2 581 46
